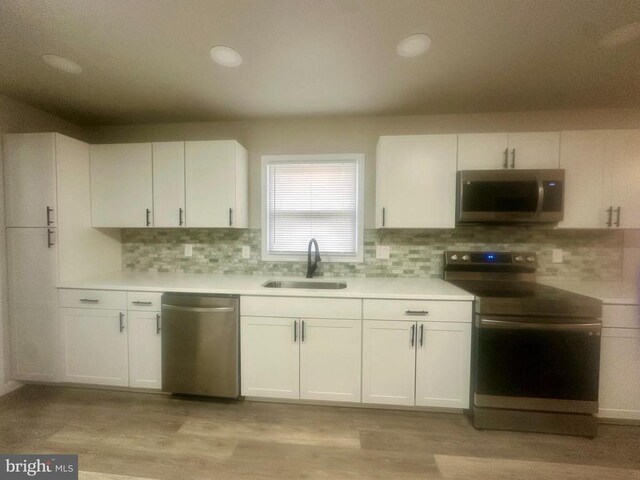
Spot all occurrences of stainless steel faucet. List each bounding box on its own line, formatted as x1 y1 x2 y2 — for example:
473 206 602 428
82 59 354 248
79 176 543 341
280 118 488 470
306 238 321 278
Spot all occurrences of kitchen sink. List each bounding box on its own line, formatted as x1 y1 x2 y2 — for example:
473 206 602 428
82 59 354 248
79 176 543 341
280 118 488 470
262 280 347 290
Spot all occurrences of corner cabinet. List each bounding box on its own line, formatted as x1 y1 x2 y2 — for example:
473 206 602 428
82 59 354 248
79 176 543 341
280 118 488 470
376 135 458 228
559 129 640 229
457 132 560 170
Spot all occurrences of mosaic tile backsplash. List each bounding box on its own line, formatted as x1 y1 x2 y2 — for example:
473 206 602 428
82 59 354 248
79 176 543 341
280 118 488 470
122 227 624 280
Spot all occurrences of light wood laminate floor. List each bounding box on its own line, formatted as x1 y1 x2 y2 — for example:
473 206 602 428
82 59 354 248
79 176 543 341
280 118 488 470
0 385 639 479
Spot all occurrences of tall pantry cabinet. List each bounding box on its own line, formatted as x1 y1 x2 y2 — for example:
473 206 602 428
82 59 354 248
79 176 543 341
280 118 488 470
3 133 121 382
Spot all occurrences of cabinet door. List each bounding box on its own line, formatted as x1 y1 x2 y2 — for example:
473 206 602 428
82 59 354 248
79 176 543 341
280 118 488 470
457 133 509 170
241 316 299 399
558 130 608 229
609 129 640 229
152 142 185 227
507 132 560 169
415 322 471 408
3 133 57 227
377 135 457 228
300 318 361 402
362 320 416 406
185 140 236 227
599 328 640 420
60 308 129 386
7 228 59 382
128 310 162 389
90 143 153 227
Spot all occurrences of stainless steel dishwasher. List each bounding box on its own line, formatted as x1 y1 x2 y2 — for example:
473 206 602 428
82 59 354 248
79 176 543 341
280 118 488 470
161 293 239 398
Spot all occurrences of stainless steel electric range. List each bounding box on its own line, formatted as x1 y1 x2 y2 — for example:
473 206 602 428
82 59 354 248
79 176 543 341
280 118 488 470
444 251 603 437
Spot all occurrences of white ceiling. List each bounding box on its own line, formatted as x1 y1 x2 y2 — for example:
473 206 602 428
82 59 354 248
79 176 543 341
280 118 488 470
1 0 639 125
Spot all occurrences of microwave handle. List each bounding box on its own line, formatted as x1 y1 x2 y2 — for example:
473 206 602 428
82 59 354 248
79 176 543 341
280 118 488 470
535 175 544 216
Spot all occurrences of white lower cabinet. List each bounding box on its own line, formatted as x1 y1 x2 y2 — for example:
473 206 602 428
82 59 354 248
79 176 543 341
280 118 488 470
60 308 129 386
362 320 471 408
599 327 640 420
241 316 300 399
241 316 362 402
128 310 162 389
362 320 416 406
415 322 471 408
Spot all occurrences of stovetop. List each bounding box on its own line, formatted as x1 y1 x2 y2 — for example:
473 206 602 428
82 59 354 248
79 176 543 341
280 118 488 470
443 251 602 319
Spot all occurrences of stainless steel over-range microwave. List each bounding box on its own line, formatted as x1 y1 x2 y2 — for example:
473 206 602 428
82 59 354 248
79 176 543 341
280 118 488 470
456 169 565 224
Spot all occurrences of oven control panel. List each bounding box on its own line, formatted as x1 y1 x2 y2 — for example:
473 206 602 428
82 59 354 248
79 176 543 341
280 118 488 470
445 251 537 266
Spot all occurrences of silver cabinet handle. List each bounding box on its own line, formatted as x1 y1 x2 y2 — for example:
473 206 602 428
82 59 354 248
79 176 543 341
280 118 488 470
301 320 306 343
503 148 508 169
47 228 55 248
229 208 233 227
510 148 516 168
179 208 184 226
79 298 99 303
606 206 613 227
145 208 151 227
46 206 54 226
156 313 161 334
119 312 125 332
132 301 153 306
410 324 416 347
405 310 429 316
161 304 234 313
615 207 621 227
419 324 424 347
382 207 386 227
293 320 298 343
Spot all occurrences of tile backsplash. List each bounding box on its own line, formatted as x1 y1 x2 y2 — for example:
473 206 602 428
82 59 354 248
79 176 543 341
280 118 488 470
122 227 624 280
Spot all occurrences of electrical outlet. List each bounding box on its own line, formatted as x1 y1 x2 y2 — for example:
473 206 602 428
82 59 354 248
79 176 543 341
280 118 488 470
184 244 193 257
376 245 390 260
552 248 563 263
242 246 251 259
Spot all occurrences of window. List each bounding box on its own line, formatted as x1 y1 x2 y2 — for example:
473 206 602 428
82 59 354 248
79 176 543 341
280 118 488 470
262 154 364 262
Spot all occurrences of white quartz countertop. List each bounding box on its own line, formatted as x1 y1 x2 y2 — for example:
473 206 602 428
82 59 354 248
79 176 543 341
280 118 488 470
57 271 474 301
538 278 639 306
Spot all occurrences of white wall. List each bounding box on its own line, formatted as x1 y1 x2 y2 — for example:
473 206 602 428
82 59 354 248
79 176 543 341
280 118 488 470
86 108 640 229
0 94 83 387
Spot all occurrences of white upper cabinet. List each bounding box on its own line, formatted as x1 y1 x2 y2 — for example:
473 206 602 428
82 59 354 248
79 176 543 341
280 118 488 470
608 129 640 229
3 133 57 227
559 129 640 229
90 143 153 227
457 132 560 170
376 135 458 228
185 140 248 228
152 142 185 227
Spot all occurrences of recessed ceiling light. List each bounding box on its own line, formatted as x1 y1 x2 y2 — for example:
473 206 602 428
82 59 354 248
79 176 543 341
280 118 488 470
42 54 82 74
599 22 640 48
397 33 432 58
209 45 242 67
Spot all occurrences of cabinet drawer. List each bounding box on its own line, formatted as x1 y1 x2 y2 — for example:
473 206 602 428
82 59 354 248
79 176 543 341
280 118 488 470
241 296 361 319
59 289 126 310
603 305 639 329
363 299 472 323
127 292 162 311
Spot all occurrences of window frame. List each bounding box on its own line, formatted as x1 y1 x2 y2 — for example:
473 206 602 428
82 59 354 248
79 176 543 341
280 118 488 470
261 153 365 263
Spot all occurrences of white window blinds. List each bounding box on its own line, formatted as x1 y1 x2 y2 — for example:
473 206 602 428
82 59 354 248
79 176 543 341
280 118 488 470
267 159 359 255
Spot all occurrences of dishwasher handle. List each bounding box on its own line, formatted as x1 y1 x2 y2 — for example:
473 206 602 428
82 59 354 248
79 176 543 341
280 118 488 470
162 304 235 313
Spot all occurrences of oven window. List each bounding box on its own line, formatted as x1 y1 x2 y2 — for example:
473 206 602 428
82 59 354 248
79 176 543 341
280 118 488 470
475 326 600 401
462 181 538 212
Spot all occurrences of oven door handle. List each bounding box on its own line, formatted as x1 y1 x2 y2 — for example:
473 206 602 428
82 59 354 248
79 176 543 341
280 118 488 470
478 317 601 333
535 174 545 216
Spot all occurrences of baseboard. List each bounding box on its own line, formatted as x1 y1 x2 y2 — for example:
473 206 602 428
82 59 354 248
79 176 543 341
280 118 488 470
0 380 23 397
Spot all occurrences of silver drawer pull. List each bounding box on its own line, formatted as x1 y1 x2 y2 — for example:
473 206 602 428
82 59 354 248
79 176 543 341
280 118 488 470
79 298 99 303
132 301 153 306
405 310 429 316
161 304 235 313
